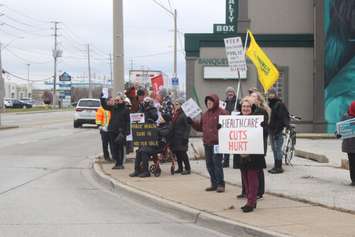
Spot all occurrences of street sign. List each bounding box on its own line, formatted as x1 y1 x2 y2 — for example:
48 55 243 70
59 72 71 81
171 77 179 86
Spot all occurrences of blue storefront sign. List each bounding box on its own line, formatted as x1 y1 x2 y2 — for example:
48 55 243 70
171 77 179 86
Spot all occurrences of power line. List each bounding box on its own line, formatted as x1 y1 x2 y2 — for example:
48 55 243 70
1 22 51 37
4 70 51 82
2 14 49 31
1 5 50 25
5 48 51 64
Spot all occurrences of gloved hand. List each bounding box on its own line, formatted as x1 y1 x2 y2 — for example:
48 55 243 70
260 121 266 128
186 117 193 125
114 133 126 145
335 132 342 139
217 123 222 129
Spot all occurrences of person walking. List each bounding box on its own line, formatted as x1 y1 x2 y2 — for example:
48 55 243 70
100 92 131 169
189 94 228 192
171 97 191 175
96 97 112 161
268 89 290 174
238 97 267 213
223 87 239 168
337 101 355 186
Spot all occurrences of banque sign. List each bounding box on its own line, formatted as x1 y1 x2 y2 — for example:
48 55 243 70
213 0 238 34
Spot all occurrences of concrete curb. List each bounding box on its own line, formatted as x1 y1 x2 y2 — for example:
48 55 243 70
297 133 335 139
91 161 287 237
0 125 19 130
12 109 72 115
295 149 329 163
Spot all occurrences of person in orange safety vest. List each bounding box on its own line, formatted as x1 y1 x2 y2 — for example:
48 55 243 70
96 97 112 161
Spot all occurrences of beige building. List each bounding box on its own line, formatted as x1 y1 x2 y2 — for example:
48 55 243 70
184 0 328 133
5 81 32 99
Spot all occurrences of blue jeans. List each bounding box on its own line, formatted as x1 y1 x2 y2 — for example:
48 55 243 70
204 145 225 187
270 132 284 161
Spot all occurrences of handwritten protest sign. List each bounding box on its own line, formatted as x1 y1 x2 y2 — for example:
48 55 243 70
181 98 202 119
224 37 247 73
127 113 145 141
131 123 159 147
102 88 109 99
218 115 264 154
336 118 355 139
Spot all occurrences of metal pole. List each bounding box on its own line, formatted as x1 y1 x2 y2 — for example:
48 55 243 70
173 9 177 77
113 0 125 95
27 64 30 98
0 42 4 126
109 53 113 85
52 21 59 108
87 44 92 98
235 31 250 102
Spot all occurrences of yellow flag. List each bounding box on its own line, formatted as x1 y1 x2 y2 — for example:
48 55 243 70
246 30 279 92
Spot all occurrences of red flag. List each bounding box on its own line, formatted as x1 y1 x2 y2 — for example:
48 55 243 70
151 74 164 98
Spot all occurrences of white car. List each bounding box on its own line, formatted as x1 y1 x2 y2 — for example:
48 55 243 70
73 98 101 128
4 98 13 108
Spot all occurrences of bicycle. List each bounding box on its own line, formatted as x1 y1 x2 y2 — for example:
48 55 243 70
282 114 302 166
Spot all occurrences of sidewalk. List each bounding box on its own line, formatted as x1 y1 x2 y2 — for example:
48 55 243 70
94 138 355 237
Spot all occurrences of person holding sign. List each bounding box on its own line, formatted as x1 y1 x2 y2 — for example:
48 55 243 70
129 114 172 178
189 94 228 193
236 97 267 213
171 97 191 175
100 92 131 170
336 101 355 186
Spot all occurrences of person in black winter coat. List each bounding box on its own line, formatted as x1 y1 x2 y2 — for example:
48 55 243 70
159 88 173 122
223 87 240 168
171 97 191 175
142 97 159 123
129 115 172 178
337 101 355 185
268 89 290 174
100 93 131 169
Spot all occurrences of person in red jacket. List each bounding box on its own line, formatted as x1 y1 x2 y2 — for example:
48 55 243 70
189 94 228 192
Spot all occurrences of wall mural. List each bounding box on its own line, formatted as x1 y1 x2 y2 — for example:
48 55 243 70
324 0 355 132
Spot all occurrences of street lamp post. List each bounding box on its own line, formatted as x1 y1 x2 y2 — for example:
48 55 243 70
152 0 177 78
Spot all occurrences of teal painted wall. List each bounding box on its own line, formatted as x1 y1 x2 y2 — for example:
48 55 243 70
324 0 355 132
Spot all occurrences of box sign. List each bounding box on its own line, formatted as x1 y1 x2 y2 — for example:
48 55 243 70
213 0 238 34
203 66 247 79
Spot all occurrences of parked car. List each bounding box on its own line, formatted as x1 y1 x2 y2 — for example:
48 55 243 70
9 99 32 109
73 98 100 128
4 98 13 108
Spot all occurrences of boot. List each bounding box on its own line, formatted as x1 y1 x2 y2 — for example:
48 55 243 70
129 171 140 177
268 164 277 173
270 160 283 174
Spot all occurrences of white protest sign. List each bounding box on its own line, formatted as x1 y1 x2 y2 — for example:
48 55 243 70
181 98 202 119
127 113 145 141
336 118 355 139
102 88 109 99
218 115 264 154
219 100 226 110
224 37 247 73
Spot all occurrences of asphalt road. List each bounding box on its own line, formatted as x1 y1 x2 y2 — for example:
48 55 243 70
0 111 229 237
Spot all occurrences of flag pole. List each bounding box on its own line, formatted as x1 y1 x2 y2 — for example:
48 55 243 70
234 31 249 111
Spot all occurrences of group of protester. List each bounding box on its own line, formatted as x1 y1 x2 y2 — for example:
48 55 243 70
96 83 355 213
97 86 192 178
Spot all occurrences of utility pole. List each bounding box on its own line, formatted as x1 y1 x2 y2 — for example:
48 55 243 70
87 44 92 98
173 9 177 77
26 64 32 98
0 42 4 126
52 21 60 107
113 0 125 95
109 53 113 86
151 1 178 78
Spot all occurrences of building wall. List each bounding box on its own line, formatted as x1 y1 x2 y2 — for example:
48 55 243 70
190 46 314 132
248 0 314 34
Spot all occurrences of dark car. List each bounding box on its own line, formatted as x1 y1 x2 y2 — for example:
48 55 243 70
11 99 33 109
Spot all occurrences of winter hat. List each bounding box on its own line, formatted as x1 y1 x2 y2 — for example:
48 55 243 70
175 97 185 105
159 88 169 98
267 88 278 98
225 86 236 95
137 88 145 96
349 101 355 117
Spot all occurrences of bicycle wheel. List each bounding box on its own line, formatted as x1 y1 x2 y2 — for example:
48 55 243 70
284 136 293 165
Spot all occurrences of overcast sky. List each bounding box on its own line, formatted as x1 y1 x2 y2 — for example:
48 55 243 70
0 0 226 89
